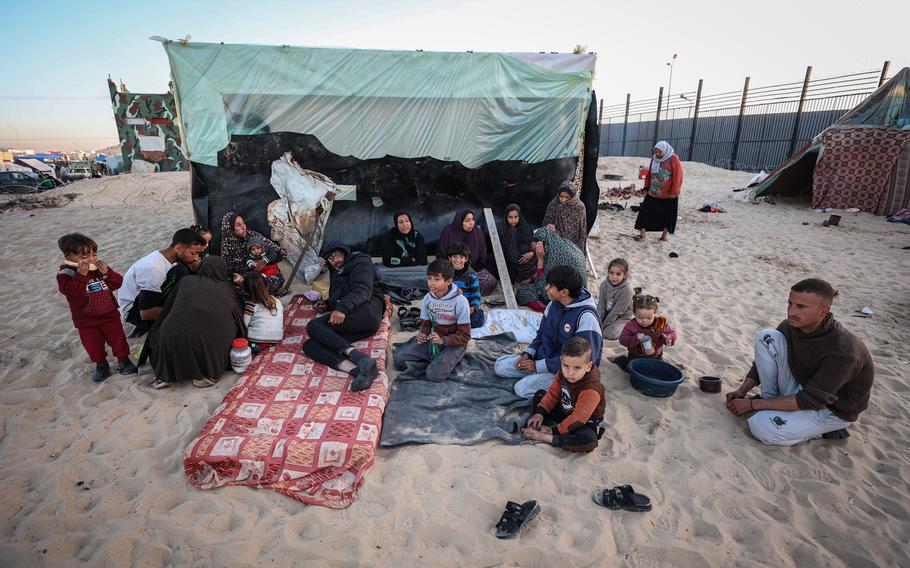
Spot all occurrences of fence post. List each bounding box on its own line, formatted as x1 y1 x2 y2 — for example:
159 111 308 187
730 76 750 169
879 61 891 87
621 93 630 155
653 87 664 149
788 66 812 157
688 79 703 161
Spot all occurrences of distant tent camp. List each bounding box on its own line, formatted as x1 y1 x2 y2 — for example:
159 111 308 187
755 67 910 216
155 39 598 254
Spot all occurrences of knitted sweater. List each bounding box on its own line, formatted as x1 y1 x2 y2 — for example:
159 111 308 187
747 315 874 422
596 278 634 330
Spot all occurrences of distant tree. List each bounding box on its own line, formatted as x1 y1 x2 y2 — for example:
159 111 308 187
573 44 588 54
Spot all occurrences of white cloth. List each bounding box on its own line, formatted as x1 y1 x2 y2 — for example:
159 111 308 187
746 329 850 446
117 251 173 319
470 309 544 344
494 354 555 399
650 140 675 173
244 299 285 343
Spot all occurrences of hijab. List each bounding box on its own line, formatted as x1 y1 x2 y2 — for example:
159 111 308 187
515 227 587 305
438 208 487 266
650 141 675 173
392 210 415 237
498 203 533 263
542 181 588 253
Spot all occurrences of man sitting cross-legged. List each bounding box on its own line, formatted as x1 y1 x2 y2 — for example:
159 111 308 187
726 278 874 446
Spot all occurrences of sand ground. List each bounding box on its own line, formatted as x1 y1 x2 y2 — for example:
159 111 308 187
0 161 908 567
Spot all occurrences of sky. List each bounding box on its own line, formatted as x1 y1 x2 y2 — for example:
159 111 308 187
1 0 907 152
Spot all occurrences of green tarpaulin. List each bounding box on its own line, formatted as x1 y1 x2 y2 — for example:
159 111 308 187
157 40 595 168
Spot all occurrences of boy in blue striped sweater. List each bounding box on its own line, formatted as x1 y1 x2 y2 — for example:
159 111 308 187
448 242 485 328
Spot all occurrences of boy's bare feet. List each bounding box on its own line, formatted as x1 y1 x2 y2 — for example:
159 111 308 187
521 427 553 444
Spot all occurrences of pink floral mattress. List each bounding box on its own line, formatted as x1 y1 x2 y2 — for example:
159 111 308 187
183 296 390 508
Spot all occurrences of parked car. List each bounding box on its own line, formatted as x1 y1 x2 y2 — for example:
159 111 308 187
0 171 41 193
65 162 92 181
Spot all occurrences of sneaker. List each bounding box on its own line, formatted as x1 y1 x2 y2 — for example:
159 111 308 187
92 363 112 383
149 378 171 390
118 359 138 375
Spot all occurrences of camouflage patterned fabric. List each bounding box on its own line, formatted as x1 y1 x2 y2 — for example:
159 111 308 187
107 79 187 172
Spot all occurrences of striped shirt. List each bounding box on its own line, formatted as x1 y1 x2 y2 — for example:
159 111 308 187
453 265 481 310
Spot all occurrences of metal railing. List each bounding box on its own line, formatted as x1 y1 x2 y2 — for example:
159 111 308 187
598 62 891 172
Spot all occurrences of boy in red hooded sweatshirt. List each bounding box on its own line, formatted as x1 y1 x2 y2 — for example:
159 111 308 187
57 233 137 382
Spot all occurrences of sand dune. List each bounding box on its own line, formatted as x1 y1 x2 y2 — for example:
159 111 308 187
0 161 908 566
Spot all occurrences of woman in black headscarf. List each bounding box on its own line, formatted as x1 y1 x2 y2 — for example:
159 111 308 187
141 256 246 390
497 203 536 283
381 210 427 267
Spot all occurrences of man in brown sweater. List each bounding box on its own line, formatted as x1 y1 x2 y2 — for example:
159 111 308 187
726 278 874 446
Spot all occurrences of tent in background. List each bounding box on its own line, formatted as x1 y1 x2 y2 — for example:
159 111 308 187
157 39 598 255
755 67 910 216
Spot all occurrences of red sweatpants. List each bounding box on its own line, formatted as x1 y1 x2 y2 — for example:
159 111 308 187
77 318 130 364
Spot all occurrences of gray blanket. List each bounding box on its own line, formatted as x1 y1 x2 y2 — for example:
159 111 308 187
380 333 531 446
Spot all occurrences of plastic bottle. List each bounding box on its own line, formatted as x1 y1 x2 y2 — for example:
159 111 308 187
230 338 253 373
640 335 655 356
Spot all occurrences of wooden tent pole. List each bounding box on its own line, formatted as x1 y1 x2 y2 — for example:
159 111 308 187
483 208 518 310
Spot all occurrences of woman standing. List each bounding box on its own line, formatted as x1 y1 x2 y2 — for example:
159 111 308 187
220 212 288 296
437 209 497 295
142 256 246 389
542 181 588 253
381 210 427 267
635 141 684 241
496 203 536 283
515 227 588 312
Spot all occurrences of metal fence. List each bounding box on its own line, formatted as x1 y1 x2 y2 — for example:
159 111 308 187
598 62 891 172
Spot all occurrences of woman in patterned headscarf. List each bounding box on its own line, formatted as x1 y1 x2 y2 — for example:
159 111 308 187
220 211 288 297
515 227 588 311
542 180 588 253
635 140 684 241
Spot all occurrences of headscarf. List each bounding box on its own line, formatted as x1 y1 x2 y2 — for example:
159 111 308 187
392 210 415 237
515 227 588 305
650 141 675 173
219 211 289 296
387 210 420 259
138 255 244 369
541 181 588 253
497 203 533 265
437 208 487 266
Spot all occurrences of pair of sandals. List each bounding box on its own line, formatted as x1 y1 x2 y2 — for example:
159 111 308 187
397 307 421 331
494 485 651 539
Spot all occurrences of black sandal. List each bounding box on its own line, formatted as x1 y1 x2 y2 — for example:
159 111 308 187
592 485 652 512
494 500 540 539
397 307 410 330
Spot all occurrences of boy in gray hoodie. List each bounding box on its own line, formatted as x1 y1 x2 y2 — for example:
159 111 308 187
597 258 634 340
394 259 471 381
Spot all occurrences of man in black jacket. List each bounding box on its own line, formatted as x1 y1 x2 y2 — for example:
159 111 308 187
302 241 385 391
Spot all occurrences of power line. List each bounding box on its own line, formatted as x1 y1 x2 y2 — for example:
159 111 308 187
0 96 109 101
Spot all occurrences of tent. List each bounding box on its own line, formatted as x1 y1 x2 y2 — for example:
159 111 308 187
755 67 910 216
156 39 598 254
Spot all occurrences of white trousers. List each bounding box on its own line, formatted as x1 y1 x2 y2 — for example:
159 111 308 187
746 329 850 446
494 354 555 399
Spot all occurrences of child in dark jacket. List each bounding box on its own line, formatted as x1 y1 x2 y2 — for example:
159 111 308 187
615 295 677 372
394 259 471 381
246 235 280 277
448 242 484 328
522 337 605 453
57 233 137 382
